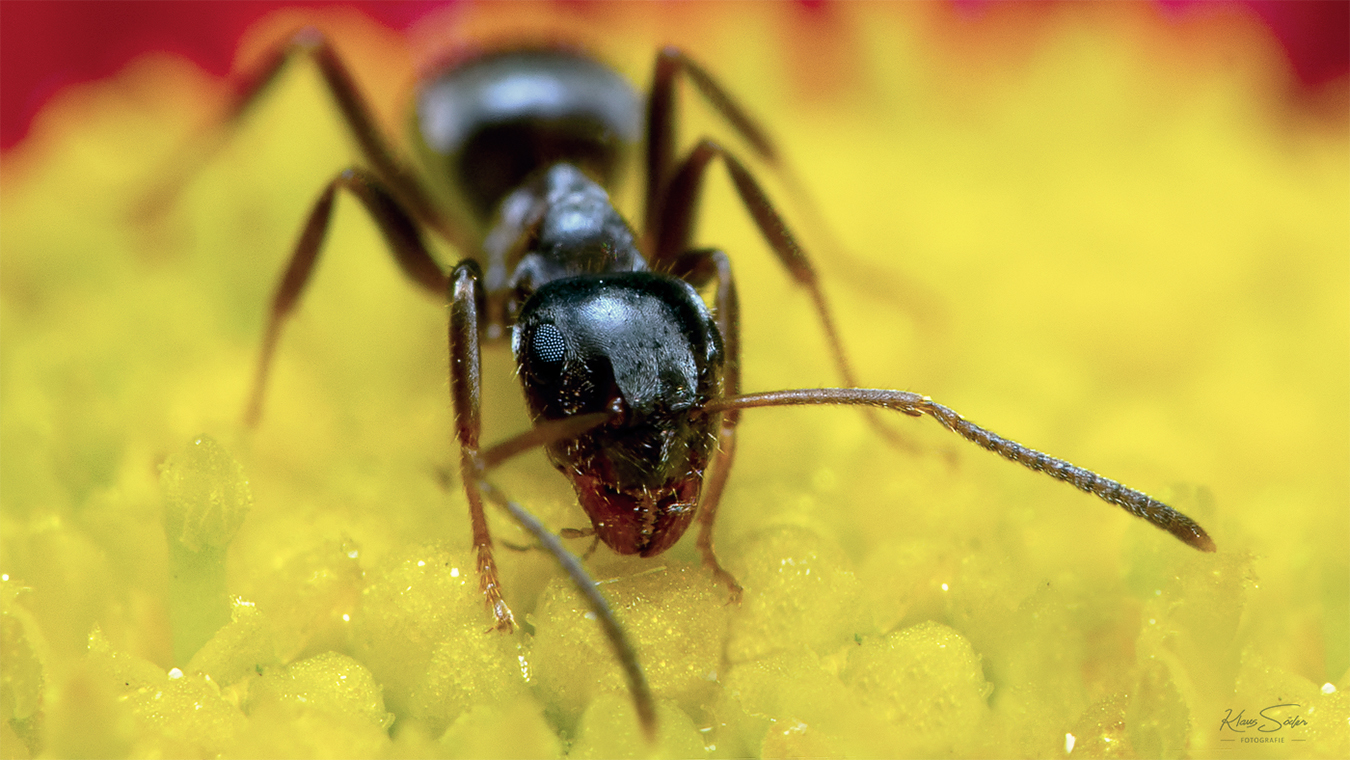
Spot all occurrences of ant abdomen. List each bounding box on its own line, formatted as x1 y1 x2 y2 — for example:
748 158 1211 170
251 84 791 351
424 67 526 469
414 49 641 226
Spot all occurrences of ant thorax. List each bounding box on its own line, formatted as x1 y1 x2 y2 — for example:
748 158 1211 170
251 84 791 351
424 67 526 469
483 163 648 332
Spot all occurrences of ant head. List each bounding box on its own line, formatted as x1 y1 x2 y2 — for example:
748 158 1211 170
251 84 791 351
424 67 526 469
513 273 725 555
513 272 722 425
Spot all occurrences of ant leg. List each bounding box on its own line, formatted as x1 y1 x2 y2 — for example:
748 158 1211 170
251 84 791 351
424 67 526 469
502 529 596 555
469 413 657 739
650 140 837 358
644 47 944 340
559 528 603 559
644 48 779 241
140 28 468 252
448 278 657 660
653 139 918 451
246 167 448 426
474 479 657 740
669 248 743 602
704 388 1217 553
447 261 515 632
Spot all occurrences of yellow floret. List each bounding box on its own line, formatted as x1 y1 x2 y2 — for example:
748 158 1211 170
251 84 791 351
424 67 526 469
0 2 1345 757
160 435 254 664
350 543 529 737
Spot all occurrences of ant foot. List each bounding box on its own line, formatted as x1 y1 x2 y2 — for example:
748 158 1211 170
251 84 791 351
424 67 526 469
705 563 743 605
724 580 744 606
487 599 517 633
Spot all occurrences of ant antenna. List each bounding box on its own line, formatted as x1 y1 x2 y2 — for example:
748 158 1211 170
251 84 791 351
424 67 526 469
474 412 658 740
702 388 1216 552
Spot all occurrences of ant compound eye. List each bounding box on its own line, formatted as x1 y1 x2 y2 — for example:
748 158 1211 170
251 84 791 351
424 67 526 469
528 323 568 379
532 323 567 364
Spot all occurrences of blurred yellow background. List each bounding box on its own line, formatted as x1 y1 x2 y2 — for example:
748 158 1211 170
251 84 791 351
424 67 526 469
2 2 1346 757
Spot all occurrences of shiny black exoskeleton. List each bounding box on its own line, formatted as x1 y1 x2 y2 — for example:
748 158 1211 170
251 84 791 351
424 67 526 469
187 35 1214 740
516 267 724 557
415 49 640 226
419 51 730 557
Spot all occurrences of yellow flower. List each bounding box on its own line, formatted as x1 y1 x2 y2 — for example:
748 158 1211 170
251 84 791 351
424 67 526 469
2 3 1345 757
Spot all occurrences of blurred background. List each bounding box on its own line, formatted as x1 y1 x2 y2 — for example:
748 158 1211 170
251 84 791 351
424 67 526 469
0 1 1346 757
2 0 1346 153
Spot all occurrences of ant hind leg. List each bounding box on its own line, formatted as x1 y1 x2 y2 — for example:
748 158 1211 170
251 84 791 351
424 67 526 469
139 27 470 252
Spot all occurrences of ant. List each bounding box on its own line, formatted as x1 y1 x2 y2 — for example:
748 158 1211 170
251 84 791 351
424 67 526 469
152 31 1215 739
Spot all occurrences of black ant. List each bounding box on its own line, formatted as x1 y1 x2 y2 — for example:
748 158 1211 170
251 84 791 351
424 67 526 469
151 31 1215 739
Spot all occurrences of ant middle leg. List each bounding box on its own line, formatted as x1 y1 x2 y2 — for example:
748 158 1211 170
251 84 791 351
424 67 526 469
246 167 448 426
642 47 837 334
642 48 947 413
652 139 922 450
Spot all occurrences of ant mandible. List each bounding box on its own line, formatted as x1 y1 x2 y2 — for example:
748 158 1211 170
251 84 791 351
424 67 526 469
159 30 1215 739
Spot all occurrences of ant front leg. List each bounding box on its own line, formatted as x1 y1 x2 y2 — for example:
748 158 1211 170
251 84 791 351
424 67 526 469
446 261 515 632
446 365 658 737
445 268 618 634
245 167 447 425
670 247 743 602
470 462 657 740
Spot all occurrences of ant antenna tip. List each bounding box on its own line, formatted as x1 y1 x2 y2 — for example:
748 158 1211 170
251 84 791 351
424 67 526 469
1175 522 1216 553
